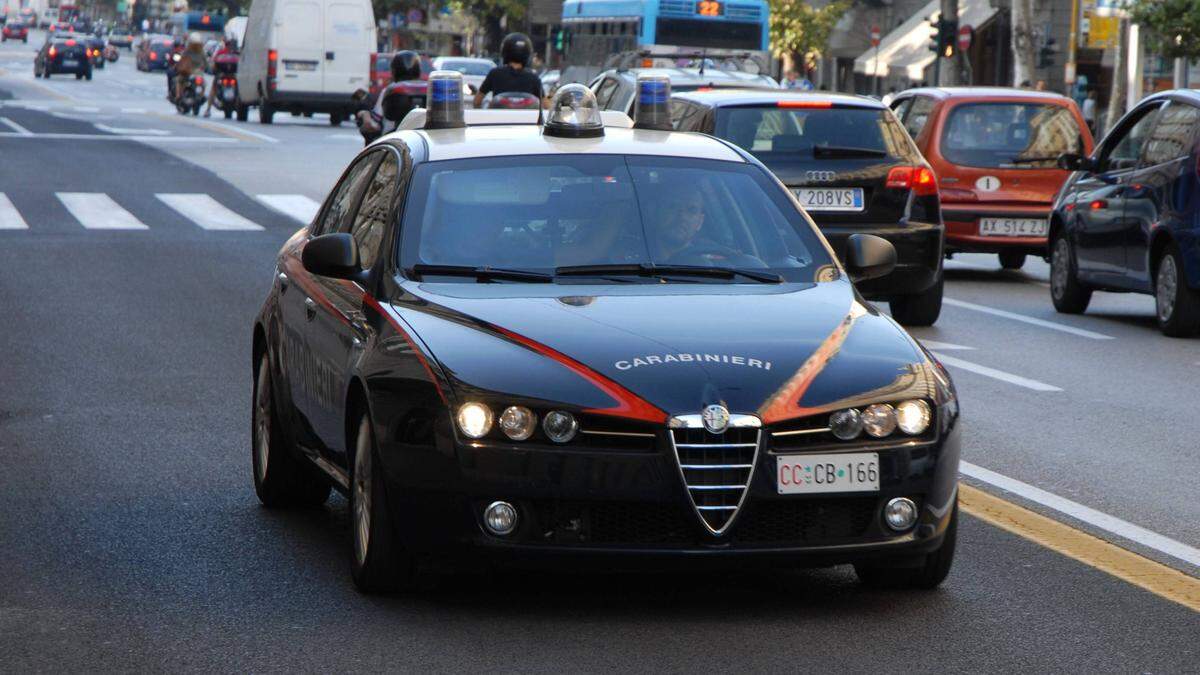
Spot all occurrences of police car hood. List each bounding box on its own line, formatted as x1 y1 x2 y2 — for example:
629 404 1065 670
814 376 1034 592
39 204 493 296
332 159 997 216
400 279 931 422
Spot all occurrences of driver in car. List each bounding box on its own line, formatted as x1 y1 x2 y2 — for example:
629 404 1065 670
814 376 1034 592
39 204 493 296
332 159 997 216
653 186 766 267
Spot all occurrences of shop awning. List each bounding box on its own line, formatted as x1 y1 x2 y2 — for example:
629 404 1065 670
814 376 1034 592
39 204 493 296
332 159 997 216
853 0 998 80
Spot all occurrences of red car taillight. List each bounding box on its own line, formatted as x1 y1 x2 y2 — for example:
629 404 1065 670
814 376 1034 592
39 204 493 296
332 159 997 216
886 166 939 196
193 75 204 85
48 46 56 57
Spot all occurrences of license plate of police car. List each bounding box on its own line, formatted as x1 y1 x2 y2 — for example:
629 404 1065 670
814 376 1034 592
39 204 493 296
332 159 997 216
980 217 1048 236
793 187 864 212
777 452 879 494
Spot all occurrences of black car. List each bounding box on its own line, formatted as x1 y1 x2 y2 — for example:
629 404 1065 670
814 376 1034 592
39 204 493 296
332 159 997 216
35 37 92 80
1051 89 1200 336
137 37 173 72
669 90 945 326
250 83 961 594
84 34 107 69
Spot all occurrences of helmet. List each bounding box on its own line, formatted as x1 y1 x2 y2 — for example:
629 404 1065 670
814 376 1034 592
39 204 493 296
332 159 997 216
500 32 532 67
390 50 420 82
187 31 203 47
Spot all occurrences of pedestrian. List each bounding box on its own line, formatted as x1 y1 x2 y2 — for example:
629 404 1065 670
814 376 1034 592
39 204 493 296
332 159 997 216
1019 79 1032 89
782 69 801 89
1082 88 1097 136
1035 80 1047 91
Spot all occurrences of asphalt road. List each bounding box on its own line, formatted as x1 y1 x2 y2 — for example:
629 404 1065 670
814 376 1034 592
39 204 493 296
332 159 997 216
1 31 1198 671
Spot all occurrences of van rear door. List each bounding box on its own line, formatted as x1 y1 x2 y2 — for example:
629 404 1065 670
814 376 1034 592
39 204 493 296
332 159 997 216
322 1 370 95
275 0 323 94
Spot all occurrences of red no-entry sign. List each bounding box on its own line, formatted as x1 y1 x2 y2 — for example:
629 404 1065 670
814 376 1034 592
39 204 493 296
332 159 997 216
870 25 881 47
958 25 972 51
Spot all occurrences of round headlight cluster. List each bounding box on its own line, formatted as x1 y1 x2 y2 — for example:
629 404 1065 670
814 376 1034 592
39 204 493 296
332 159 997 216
827 400 931 440
456 403 578 443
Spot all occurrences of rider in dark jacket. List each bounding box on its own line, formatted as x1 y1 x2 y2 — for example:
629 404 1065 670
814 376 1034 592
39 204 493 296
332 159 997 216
355 51 421 145
473 33 543 108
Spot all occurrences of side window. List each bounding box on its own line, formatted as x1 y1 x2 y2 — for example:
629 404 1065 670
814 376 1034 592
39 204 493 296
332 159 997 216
891 97 912 122
315 153 379 235
1103 104 1163 170
349 151 399 269
1141 103 1200 167
904 96 935 139
593 77 619 109
670 99 691 129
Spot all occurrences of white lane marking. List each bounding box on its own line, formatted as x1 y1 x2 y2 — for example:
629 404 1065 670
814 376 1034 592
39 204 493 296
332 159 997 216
57 193 148 230
0 132 238 142
919 339 975 351
931 352 1062 392
120 107 147 114
329 133 360 140
944 297 1115 340
72 106 100 113
256 194 321 224
0 116 32 135
0 194 29 229
95 123 169 136
157 193 263 231
961 461 1200 569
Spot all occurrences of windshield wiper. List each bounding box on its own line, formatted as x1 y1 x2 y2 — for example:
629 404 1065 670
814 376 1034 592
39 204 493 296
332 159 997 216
813 144 887 158
409 264 552 283
555 263 783 284
1008 155 1060 164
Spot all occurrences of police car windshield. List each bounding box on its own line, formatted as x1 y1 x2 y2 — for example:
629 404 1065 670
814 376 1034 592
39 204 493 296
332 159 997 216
399 154 833 283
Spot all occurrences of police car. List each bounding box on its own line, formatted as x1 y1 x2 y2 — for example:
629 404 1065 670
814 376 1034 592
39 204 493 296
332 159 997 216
250 72 961 593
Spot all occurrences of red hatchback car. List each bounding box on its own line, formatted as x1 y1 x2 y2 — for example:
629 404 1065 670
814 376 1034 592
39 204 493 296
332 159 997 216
889 88 1094 269
2 21 29 42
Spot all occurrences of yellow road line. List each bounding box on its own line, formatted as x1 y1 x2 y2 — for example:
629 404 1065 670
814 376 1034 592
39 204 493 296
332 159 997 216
145 111 265 143
960 484 1200 613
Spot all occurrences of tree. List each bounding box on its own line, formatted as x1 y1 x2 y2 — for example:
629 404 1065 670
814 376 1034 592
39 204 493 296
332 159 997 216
767 0 849 75
1011 0 1035 86
448 0 527 54
1129 0 1200 60
1105 17 1129 135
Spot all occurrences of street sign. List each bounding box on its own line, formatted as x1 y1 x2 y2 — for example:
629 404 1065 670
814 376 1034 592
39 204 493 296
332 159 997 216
958 25 972 51
870 25 880 47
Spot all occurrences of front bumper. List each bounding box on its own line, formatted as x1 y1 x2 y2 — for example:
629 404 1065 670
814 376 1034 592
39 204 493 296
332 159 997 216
942 204 1051 254
819 221 944 297
265 90 359 114
378 414 961 567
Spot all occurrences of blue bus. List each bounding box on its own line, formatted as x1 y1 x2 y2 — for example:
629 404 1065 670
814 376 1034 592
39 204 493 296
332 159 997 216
169 11 227 40
561 0 769 66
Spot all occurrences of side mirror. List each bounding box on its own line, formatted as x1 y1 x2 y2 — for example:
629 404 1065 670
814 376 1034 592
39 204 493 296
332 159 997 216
843 233 897 282
302 233 361 279
1057 152 1097 172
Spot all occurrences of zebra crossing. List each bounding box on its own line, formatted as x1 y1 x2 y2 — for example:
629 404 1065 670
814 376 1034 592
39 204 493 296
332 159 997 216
0 192 322 231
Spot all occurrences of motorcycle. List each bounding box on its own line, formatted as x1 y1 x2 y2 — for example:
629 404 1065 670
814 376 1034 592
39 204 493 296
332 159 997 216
104 43 119 62
176 73 204 116
213 73 240 120
485 91 541 109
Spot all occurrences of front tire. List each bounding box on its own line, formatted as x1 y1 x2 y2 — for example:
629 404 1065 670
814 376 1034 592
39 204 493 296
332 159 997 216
889 273 943 327
855 501 957 590
1050 233 1092 314
236 104 248 122
1155 243 1200 337
251 353 330 507
998 250 1026 270
349 411 424 593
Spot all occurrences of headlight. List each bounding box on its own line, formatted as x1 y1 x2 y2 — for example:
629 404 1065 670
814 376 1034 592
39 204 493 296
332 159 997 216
542 410 578 443
861 403 897 438
456 402 493 439
499 405 536 441
829 408 862 440
896 399 932 435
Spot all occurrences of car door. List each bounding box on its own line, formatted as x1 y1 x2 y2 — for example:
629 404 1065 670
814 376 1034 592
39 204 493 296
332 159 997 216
275 0 323 94
591 75 620 110
306 148 400 463
279 151 378 449
1071 102 1163 279
321 0 370 95
1120 101 1200 289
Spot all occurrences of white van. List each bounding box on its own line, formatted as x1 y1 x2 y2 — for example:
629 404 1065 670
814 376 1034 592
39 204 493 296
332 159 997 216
238 0 375 125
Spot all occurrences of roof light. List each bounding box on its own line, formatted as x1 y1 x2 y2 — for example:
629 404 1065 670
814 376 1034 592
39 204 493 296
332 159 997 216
777 100 832 109
632 74 671 131
424 70 465 130
544 84 604 138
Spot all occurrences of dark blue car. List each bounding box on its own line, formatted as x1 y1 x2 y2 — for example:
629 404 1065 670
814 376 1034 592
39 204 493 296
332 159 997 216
1050 89 1200 336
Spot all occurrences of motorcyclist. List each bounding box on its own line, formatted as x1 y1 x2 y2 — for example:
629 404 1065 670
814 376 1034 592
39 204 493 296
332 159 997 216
355 50 421 145
204 36 238 117
173 32 207 104
472 33 542 109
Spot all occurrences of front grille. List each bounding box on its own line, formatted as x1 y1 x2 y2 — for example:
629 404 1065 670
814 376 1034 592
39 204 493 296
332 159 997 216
671 426 760 533
734 497 878 544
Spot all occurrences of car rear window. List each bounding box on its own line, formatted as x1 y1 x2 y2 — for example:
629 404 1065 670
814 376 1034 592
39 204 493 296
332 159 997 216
941 102 1083 169
437 59 492 76
399 154 832 282
713 106 914 159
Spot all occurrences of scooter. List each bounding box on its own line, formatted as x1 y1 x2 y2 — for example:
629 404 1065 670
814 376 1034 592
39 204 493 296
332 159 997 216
214 73 239 119
176 74 204 116
486 91 541 109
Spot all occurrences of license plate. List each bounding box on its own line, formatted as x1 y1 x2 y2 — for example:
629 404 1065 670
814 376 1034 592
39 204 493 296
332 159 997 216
979 217 1048 237
776 452 879 494
62 59 78 67
222 90 235 101
793 187 864 212
284 60 317 71
412 95 426 108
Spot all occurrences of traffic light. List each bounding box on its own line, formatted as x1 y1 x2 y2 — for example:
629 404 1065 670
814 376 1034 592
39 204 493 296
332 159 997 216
927 17 958 55
1038 37 1057 68
555 29 564 51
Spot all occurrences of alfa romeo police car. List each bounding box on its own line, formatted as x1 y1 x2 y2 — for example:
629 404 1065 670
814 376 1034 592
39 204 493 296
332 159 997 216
250 72 962 593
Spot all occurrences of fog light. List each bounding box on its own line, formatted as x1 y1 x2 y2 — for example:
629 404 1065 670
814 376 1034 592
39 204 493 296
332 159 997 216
483 501 518 536
456 402 493 439
884 497 918 531
862 403 897 438
829 408 862 440
896 399 932 435
499 405 537 441
542 410 578 443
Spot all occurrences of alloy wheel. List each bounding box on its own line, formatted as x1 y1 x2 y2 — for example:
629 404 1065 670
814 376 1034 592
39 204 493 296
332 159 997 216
1051 238 1070 300
254 359 271 485
1157 254 1178 323
353 417 373 566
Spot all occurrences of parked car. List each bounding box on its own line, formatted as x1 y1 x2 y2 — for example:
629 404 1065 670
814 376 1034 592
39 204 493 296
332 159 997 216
1050 89 1200 337
672 88 945 325
2 20 29 43
239 0 376 125
888 87 1094 269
